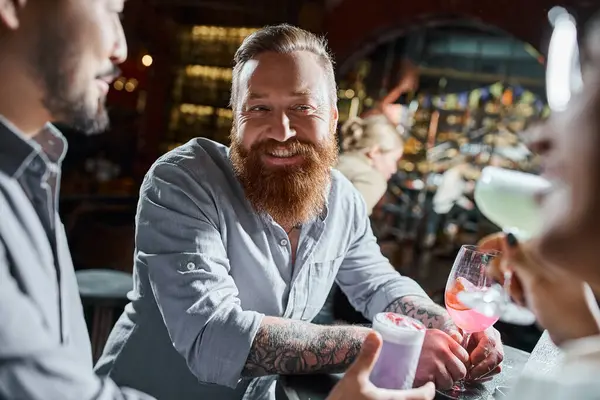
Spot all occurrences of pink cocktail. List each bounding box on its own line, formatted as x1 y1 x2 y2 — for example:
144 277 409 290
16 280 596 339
439 246 500 398
446 277 499 333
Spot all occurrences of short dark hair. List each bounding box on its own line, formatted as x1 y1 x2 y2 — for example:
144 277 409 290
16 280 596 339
230 24 337 111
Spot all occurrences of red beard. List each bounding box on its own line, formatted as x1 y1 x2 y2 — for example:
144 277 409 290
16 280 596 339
229 133 338 228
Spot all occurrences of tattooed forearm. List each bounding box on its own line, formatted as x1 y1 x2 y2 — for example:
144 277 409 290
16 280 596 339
242 316 370 377
385 295 452 329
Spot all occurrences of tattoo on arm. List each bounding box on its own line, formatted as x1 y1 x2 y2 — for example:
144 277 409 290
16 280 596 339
242 316 369 377
385 296 451 329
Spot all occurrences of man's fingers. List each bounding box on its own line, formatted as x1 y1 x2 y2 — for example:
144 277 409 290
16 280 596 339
433 365 455 390
469 357 501 380
468 364 502 382
467 333 503 380
346 331 382 380
446 336 470 365
469 337 492 366
444 353 468 383
469 365 502 382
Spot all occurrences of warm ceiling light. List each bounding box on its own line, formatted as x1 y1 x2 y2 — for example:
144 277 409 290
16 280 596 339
142 55 153 67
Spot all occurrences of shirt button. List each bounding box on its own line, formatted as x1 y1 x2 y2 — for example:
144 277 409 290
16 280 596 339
186 262 195 271
280 239 288 246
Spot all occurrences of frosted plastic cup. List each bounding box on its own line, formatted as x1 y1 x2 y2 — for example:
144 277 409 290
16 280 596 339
369 313 426 390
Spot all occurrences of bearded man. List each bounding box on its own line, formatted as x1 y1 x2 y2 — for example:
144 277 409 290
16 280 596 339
96 24 503 400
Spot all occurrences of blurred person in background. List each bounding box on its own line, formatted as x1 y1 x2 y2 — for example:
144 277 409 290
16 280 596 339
0 0 152 399
96 24 502 400
337 115 404 215
313 115 403 325
362 60 420 127
477 13 600 399
425 155 476 248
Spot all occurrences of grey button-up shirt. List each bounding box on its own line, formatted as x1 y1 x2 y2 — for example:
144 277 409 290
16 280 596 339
0 116 153 399
95 138 429 400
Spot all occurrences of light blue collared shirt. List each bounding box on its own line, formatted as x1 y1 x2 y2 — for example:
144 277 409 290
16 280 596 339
95 138 429 400
0 116 153 400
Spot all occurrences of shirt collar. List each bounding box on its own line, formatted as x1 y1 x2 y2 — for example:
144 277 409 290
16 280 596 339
0 115 68 178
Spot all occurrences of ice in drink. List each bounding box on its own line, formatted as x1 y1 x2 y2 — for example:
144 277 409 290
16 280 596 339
369 313 426 390
446 277 499 332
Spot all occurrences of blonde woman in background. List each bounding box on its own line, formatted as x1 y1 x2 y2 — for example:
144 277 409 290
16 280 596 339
313 115 404 325
337 115 405 215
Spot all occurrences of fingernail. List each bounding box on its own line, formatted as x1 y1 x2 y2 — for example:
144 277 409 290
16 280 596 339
506 233 518 247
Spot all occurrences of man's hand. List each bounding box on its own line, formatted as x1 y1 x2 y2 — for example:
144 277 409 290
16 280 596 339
438 322 503 383
466 327 503 381
479 233 600 346
413 329 469 390
327 332 435 400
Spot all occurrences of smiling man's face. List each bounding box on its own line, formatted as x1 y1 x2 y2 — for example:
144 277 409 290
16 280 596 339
229 50 338 227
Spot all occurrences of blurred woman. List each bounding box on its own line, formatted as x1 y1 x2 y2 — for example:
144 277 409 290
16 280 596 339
477 14 600 399
337 115 404 215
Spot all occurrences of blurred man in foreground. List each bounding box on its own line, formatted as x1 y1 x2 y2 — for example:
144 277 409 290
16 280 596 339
0 0 152 398
96 24 502 399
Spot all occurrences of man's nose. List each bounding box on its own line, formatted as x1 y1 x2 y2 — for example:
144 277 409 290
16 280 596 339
265 110 295 142
111 17 128 65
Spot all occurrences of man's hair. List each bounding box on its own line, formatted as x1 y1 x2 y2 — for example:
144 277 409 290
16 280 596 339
229 24 337 111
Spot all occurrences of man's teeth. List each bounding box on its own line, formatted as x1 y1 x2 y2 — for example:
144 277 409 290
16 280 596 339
268 149 297 158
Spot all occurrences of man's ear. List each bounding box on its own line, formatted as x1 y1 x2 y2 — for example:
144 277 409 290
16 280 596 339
366 145 381 159
0 0 25 30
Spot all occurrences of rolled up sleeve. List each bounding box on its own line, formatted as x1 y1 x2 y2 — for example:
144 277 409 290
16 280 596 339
335 189 429 320
136 161 264 388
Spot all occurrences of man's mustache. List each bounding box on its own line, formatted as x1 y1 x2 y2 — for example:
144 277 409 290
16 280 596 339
250 138 317 154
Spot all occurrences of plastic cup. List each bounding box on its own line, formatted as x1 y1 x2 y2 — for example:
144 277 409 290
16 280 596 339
369 313 426 390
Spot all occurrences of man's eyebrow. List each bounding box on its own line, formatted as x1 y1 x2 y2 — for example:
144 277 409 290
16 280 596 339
245 89 313 100
291 89 312 96
247 92 268 100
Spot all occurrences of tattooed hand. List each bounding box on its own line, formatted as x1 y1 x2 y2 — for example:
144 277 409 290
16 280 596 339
242 316 371 377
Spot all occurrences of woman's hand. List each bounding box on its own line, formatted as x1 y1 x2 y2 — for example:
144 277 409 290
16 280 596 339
478 233 600 346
